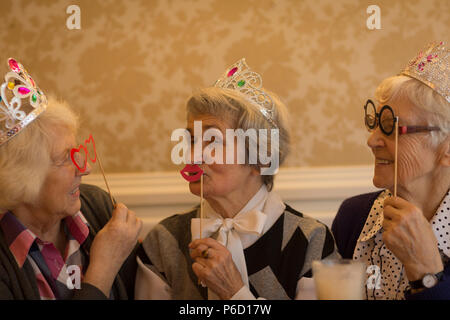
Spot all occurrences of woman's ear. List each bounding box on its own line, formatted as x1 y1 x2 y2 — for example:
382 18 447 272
438 136 450 167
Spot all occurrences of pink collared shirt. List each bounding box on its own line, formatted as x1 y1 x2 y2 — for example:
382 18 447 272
0 211 90 299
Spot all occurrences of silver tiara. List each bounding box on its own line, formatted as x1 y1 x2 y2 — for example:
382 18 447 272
214 58 277 128
0 58 47 146
400 41 449 103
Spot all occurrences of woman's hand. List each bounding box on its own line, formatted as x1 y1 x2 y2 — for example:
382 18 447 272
189 238 244 300
382 196 443 281
84 203 142 296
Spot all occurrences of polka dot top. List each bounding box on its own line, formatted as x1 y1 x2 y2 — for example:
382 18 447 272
353 189 450 300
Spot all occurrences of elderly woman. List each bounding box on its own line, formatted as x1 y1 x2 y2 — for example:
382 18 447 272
0 58 142 299
332 42 449 300
135 59 337 300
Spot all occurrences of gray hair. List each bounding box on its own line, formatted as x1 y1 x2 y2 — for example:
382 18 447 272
0 96 79 210
186 87 291 191
375 75 449 146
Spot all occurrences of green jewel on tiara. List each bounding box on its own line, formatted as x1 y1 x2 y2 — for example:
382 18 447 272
214 58 277 128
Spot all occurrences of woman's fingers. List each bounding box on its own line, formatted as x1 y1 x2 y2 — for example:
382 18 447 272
192 261 208 278
189 237 226 250
383 203 397 221
383 196 410 221
384 196 411 208
190 245 217 261
110 202 142 234
136 217 143 233
126 208 136 223
111 202 128 221
191 246 244 300
382 216 394 231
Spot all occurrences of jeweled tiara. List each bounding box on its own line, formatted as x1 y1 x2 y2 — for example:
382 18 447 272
214 58 277 128
0 58 47 146
400 41 449 103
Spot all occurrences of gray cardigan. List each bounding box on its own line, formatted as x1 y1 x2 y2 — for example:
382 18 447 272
0 184 137 300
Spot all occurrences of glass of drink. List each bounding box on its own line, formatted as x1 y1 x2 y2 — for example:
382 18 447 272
312 258 366 300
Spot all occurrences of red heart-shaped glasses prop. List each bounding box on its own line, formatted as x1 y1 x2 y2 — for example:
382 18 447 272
70 134 98 172
71 145 88 172
84 134 97 163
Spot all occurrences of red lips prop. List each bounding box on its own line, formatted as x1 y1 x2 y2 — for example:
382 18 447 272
180 164 204 182
71 134 97 172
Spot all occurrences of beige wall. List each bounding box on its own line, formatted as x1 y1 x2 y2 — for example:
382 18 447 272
1 0 448 173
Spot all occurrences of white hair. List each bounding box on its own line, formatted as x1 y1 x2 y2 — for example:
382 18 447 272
0 97 78 210
375 75 449 146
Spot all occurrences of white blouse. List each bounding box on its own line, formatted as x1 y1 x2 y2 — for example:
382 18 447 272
354 189 450 300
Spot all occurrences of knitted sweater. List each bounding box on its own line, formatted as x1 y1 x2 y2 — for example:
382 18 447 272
0 184 137 300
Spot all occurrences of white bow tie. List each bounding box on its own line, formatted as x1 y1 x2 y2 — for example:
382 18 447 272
191 208 267 297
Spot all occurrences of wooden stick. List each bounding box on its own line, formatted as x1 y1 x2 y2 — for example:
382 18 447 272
200 174 203 239
198 174 204 286
97 154 116 208
394 117 399 198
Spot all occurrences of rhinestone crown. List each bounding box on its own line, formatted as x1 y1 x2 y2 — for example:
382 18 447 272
0 58 47 146
401 41 449 103
214 58 277 128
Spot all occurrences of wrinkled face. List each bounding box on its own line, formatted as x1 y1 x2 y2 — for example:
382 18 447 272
186 113 260 200
36 125 91 218
367 98 441 191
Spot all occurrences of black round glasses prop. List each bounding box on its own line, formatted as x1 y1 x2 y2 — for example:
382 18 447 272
364 99 397 136
363 99 441 136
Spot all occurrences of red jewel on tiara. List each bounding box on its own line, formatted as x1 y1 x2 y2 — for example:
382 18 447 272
227 67 238 77
8 58 21 73
18 87 30 95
